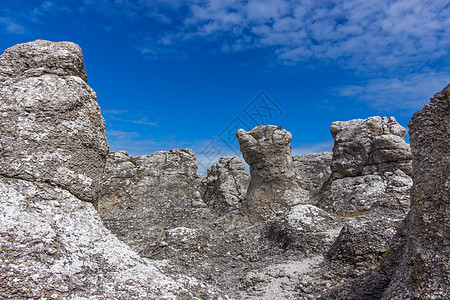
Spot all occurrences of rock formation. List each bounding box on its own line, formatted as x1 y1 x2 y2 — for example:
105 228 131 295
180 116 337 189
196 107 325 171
0 40 108 204
293 152 332 195
98 148 204 256
383 83 450 298
199 156 250 212
0 40 221 299
236 125 309 220
318 116 412 216
321 84 449 299
2 39 447 300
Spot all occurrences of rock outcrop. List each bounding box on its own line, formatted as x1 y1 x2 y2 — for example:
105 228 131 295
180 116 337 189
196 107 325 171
236 125 309 220
316 117 413 280
293 152 332 195
0 177 221 299
98 149 203 255
0 40 222 299
199 156 250 212
2 39 447 300
0 40 108 204
382 83 450 298
318 116 412 216
321 84 449 299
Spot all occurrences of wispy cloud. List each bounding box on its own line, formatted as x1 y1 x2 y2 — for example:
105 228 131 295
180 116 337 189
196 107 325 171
103 109 158 126
291 140 334 156
336 71 450 111
125 0 450 73
0 17 26 35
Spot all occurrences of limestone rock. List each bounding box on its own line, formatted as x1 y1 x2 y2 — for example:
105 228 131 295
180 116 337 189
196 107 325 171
0 176 222 299
200 156 250 212
0 39 88 82
382 83 450 299
265 204 342 254
330 116 412 179
320 83 450 299
98 149 199 255
293 152 332 193
0 40 108 204
236 125 309 220
319 117 412 216
327 216 402 276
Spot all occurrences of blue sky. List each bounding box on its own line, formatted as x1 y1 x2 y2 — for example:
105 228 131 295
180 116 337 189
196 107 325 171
1 0 449 172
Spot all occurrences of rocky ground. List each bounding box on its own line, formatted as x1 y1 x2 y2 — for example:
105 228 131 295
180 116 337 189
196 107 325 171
0 40 448 299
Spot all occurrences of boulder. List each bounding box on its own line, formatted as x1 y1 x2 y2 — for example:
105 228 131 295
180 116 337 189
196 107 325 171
330 116 412 179
236 125 309 220
200 156 250 212
0 40 108 204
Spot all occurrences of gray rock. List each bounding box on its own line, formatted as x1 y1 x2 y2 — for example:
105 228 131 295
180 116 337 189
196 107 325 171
293 152 332 193
327 216 402 276
330 116 412 179
200 156 250 212
320 83 450 299
0 176 223 299
236 125 310 220
98 149 200 254
265 204 342 254
0 40 108 204
318 117 412 216
0 39 88 82
382 83 450 299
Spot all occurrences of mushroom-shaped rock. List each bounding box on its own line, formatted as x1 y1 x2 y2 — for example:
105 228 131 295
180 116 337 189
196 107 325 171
236 125 309 220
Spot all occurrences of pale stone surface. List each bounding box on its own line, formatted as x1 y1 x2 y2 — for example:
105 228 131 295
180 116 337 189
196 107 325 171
236 125 310 220
292 152 332 194
330 116 412 179
0 40 108 204
0 177 223 299
319 117 412 216
0 39 87 82
320 83 450 300
382 83 450 299
200 156 250 212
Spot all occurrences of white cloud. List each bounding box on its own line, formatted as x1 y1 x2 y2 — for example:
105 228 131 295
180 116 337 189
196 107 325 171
336 71 450 110
291 140 334 156
126 0 450 73
0 17 26 35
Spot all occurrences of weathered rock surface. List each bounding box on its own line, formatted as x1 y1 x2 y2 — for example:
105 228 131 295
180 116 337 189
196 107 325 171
199 156 250 212
318 117 412 216
382 82 450 298
321 84 450 299
0 40 222 299
0 39 88 83
329 116 412 179
236 125 309 220
0 177 222 299
293 152 332 194
0 40 108 204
